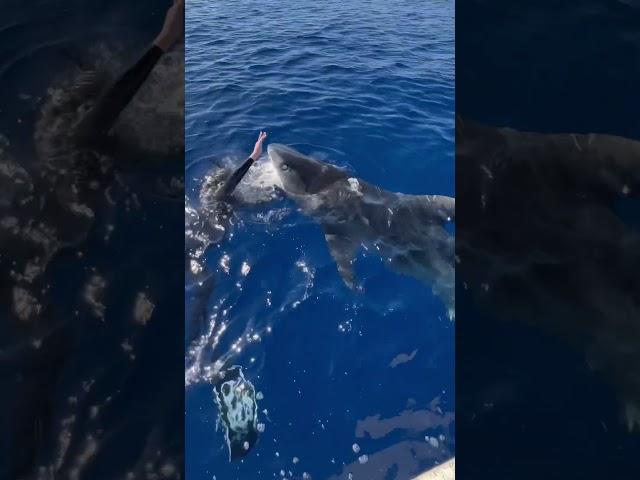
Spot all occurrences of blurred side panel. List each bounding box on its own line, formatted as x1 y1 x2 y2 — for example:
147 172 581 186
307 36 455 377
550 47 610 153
456 1 640 478
0 1 184 478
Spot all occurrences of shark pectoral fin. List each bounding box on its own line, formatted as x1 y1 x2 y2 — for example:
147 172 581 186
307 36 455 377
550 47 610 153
324 232 359 290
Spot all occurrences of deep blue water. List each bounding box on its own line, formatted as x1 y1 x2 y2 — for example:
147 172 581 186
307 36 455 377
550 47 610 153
185 1 455 479
1 1 184 478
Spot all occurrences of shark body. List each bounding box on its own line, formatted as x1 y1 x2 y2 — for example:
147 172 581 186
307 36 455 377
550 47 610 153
267 144 456 318
457 118 640 430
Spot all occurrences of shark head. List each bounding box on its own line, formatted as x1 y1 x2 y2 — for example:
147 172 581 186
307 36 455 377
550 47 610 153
268 144 347 195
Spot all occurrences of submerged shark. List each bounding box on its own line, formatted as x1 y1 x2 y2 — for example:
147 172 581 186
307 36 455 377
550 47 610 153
267 144 456 319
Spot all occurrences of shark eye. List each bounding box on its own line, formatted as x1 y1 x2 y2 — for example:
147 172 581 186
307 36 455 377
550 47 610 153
281 164 289 171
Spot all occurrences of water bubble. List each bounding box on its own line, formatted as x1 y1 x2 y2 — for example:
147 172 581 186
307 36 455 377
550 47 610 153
358 454 368 464
352 443 360 454
425 436 439 448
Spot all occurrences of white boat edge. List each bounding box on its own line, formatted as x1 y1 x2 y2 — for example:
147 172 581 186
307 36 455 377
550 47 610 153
412 457 455 480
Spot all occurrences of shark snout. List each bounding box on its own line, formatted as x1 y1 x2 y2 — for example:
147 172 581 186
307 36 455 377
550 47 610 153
267 143 289 166
266 143 310 194
267 143 292 154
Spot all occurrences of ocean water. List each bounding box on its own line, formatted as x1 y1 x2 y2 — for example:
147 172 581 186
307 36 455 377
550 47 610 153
185 1 455 479
0 1 184 478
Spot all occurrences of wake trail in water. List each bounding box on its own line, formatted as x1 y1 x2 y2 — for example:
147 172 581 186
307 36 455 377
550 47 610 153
184 156 311 388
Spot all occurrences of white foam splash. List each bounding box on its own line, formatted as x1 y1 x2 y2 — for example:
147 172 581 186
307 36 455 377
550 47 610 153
133 292 155 325
219 254 231 274
241 261 251 276
83 274 107 319
233 158 283 204
347 177 363 196
12 287 42 322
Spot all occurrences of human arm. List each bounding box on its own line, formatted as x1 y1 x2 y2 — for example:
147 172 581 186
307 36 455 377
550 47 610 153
216 131 268 198
75 0 184 143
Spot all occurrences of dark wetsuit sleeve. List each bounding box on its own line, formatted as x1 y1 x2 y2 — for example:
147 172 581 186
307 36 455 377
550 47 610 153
75 45 164 143
218 157 255 198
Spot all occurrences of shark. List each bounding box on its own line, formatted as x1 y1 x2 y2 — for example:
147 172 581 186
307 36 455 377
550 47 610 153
267 144 456 319
456 117 640 431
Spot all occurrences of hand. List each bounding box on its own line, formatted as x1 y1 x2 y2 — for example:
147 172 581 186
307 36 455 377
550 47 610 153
153 0 185 52
250 131 268 160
